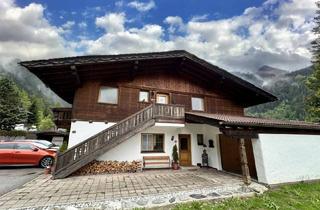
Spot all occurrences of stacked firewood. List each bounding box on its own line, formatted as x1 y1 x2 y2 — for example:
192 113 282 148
73 160 142 176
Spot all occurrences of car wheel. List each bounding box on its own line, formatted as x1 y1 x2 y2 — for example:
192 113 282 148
40 156 54 168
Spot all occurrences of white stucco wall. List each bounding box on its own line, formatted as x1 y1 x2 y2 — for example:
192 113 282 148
97 123 222 169
253 134 320 185
68 121 116 148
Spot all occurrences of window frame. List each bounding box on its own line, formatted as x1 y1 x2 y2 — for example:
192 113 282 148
191 96 204 111
98 86 119 105
156 93 170 104
141 133 165 153
138 90 150 103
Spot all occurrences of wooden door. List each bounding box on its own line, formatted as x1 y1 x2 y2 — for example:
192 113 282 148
179 134 192 166
156 93 169 104
219 135 257 178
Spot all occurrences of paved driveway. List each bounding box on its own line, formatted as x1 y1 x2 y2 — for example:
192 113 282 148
0 168 267 209
0 166 42 196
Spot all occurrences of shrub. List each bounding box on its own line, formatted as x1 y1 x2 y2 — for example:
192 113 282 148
59 141 68 152
172 144 179 163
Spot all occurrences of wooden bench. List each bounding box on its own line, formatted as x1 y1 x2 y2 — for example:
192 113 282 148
143 156 171 169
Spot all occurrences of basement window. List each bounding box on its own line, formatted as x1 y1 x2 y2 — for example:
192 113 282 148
141 133 164 153
191 97 204 111
98 87 118 104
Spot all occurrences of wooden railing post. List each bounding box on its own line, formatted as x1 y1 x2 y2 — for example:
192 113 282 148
239 138 251 185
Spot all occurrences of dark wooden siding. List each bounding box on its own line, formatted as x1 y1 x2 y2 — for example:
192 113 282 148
72 71 244 121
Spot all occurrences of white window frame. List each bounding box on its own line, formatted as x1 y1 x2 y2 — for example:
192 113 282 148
98 86 118 104
139 90 149 102
191 97 204 111
141 133 165 153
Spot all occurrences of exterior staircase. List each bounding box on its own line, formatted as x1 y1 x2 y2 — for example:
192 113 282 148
53 104 185 179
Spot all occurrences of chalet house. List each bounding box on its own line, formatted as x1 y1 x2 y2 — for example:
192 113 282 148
21 50 320 185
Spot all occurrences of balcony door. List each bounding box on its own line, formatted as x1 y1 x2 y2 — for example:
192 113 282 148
156 93 169 104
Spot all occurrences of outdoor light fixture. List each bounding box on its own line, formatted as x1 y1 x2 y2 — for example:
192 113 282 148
171 136 174 141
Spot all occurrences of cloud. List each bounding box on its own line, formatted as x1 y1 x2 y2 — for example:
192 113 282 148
0 0 75 63
190 14 209 22
95 12 125 33
164 16 185 33
0 0 317 74
78 21 87 29
128 0 155 12
61 21 75 30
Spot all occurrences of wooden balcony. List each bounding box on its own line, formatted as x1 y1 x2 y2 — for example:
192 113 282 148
52 107 72 129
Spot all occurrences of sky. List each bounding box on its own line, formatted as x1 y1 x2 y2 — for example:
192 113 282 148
0 0 317 72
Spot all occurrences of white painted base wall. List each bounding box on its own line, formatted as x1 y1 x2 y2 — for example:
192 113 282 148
253 134 320 185
98 123 222 170
68 121 116 148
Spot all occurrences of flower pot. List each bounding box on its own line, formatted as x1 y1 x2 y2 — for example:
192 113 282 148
172 162 179 170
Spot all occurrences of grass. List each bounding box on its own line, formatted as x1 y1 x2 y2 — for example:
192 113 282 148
171 181 320 210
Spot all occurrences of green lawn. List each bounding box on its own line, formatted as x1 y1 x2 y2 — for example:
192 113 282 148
172 182 320 210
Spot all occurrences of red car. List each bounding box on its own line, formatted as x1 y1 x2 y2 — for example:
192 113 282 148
0 141 56 168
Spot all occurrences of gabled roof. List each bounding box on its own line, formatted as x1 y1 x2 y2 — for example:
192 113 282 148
20 50 277 105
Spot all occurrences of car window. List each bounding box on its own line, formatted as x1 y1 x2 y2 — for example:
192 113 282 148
32 143 47 149
0 143 14 149
35 141 53 148
16 143 33 150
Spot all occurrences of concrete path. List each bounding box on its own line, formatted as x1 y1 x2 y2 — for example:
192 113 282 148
0 166 42 196
0 168 267 209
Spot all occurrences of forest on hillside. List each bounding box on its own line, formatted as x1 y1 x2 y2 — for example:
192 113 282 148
236 66 312 121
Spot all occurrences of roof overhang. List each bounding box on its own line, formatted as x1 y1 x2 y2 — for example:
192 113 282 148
186 112 320 137
20 50 277 105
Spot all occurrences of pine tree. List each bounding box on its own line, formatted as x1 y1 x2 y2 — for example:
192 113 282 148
306 2 320 122
0 78 28 130
27 100 38 126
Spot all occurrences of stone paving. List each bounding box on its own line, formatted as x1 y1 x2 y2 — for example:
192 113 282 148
0 168 268 210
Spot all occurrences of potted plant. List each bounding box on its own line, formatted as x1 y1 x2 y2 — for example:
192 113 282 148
172 144 179 170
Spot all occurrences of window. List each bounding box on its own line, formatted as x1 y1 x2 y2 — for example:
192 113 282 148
0 143 14 149
191 97 204 111
156 93 169 104
141 134 164 152
139 90 149 102
197 134 204 145
208 139 214 148
16 143 33 150
98 87 118 104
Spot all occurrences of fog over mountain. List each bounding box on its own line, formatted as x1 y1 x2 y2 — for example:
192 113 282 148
0 59 68 106
234 65 313 120
233 65 313 88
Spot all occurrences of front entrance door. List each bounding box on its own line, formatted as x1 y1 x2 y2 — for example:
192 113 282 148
178 134 192 166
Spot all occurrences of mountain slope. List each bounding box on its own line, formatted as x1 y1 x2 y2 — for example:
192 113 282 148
0 60 68 107
234 65 312 121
